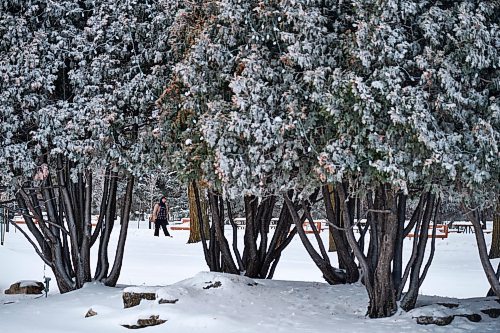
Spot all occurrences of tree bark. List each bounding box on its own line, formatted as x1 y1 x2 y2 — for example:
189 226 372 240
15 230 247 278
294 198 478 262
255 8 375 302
337 184 374 301
401 192 436 311
14 155 136 293
260 195 296 278
226 201 244 271
337 183 401 318
91 167 110 247
243 195 261 277
489 202 500 259
81 171 92 282
487 262 500 297
418 198 441 288
95 169 118 281
369 185 398 318
366 192 378 274
284 193 346 284
328 228 336 252
323 185 359 283
189 189 298 279
468 209 500 297
208 191 238 274
57 157 86 288
15 192 50 258
392 193 406 293
16 189 75 293
104 174 135 286
192 180 212 268
397 193 426 300
188 181 210 243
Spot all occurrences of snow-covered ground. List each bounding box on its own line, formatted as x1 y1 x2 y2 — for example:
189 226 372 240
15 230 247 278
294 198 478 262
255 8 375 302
0 223 498 332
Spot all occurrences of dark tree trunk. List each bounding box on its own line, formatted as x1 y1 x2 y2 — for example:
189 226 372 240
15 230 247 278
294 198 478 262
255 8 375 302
194 189 299 279
392 193 406 293
397 193 425 300
15 192 50 258
401 192 439 311
260 193 297 278
91 168 109 246
188 181 210 243
366 192 378 274
207 191 239 274
337 183 402 318
227 201 244 271
337 184 374 304
328 227 336 252
57 156 87 288
467 209 500 297
284 192 346 285
81 171 92 282
95 168 118 281
209 220 221 271
489 202 500 259
16 189 75 293
103 174 135 286
369 185 398 318
243 195 260 276
192 180 213 269
487 262 500 297
322 185 359 283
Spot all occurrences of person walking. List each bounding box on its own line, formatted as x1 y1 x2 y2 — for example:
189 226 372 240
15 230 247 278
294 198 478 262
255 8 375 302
152 196 172 237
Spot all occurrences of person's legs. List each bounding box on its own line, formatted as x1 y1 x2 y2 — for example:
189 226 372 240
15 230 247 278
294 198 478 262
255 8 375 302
154 221 160 236
161 222 171 237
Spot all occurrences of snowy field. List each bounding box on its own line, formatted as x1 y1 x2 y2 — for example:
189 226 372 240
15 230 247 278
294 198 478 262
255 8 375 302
0 223 498 332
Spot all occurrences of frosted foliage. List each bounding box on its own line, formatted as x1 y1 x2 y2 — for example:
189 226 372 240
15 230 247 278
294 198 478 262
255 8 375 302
160 0 498 206
161 0 344 198
0 0 173 187
322 0 499 205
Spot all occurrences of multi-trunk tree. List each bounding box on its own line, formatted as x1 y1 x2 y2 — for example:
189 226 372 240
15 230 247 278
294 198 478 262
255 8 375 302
158 0 499 318
316 0 498 316
0 0 173 292
159 0 357 282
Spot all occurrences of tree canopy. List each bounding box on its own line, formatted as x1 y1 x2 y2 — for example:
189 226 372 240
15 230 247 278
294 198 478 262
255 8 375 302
0 0 172 188
159 0 499 206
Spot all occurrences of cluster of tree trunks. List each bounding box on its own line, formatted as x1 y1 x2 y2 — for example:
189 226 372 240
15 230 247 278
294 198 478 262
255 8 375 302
12 170 499 313
12 155 134 293
189 180 500 318
189 181 310 279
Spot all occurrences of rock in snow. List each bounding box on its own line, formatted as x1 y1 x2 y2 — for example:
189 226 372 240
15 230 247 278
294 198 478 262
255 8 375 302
4 281 44 295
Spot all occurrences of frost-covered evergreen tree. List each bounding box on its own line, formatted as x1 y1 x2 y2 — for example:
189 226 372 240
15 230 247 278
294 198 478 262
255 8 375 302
159 0 499 317
0 0 174 292
159 0 357 282
315 0 499 317
162 0 344 198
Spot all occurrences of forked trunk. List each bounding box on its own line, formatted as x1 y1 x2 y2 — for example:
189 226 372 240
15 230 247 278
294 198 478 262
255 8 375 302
103 174 135 287
400 193 440 311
